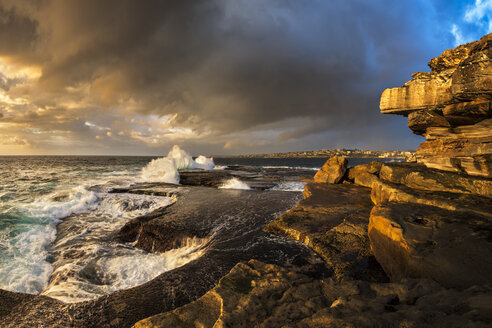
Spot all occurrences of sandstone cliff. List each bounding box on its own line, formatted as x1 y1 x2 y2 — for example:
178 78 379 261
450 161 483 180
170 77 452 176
380 34 492 177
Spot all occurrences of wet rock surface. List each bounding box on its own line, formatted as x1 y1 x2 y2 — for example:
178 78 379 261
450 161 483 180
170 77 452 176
265 183 388 282
179 165 315 190
133 259 492 328
380 33 492 177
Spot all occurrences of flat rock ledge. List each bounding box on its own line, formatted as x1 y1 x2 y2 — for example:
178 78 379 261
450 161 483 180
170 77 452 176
264 183 388 283
133 259 492 328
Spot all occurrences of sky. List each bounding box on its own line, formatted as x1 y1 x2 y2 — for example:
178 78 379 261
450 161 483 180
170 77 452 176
0 0 490 156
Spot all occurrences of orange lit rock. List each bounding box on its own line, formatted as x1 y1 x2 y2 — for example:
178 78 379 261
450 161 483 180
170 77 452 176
313 156 347 184
380 33 492 177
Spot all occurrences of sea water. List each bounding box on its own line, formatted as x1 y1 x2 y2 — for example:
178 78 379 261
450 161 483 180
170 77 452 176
0 151 400 302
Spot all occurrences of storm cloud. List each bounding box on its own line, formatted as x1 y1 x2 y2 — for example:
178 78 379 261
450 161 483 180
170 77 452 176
0 0 488 155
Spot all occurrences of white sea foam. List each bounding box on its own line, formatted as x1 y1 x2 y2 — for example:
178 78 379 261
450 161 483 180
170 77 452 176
194 155 215 170
219 178 251 190
269 181 306 192
28 186 99 220
167 144 197 169
0 188 175 296
141 157 179 184
262 165 320 171
0 186 100 294
0 224 55 294
42 237 209 303
101 237 208 292
140 145 215 183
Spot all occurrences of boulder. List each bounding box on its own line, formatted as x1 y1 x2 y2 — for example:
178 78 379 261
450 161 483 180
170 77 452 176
368 202 492 289
380 33 492 177
313 156 347 184
346 161 383 188
133 260 492 328
404 153 417 162
265 183 387 282
347 161 383 178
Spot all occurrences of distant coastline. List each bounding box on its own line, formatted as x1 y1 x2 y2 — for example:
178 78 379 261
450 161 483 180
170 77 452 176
219 148 412 159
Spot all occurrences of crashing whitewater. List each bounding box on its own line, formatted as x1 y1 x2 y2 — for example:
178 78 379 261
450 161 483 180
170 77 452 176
141 145 215 183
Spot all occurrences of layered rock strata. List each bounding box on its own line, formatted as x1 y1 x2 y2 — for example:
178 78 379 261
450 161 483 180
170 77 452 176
344 161 492 288
380 33 492 177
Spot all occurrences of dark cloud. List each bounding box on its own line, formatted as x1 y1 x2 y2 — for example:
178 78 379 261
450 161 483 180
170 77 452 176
0 72 23 91
0 0 478 154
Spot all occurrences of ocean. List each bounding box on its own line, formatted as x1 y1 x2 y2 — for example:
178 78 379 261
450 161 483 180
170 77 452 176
0 153 401 302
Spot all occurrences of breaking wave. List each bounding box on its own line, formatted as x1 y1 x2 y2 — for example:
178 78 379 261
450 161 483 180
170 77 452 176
141 145 215 183
219 178 251 190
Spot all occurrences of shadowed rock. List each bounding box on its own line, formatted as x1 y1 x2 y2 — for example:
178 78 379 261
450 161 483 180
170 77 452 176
369 202 492 289
133 260 492 328
346 161 383 188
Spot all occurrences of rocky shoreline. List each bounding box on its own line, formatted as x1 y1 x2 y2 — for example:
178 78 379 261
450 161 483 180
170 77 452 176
131 35 492 327
130 155 492 327
1 34 491 328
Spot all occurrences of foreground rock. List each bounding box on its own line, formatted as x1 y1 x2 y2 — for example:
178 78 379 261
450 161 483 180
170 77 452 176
313 156 347 184
380 33 492 177
369 202 492 289
133 259 492 328
265 183 387 282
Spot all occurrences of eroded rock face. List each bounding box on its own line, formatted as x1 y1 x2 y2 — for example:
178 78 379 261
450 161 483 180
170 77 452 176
133 259 492 328
368 202 492 289
313 156 347 184
380 33 492 177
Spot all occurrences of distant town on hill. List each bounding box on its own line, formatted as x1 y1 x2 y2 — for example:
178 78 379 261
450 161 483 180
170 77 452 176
224 149 414 158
